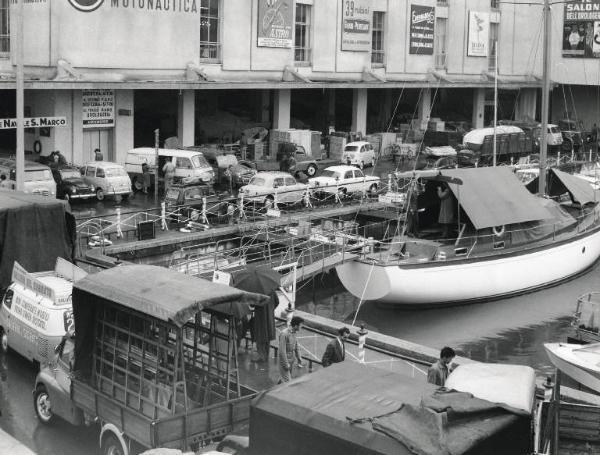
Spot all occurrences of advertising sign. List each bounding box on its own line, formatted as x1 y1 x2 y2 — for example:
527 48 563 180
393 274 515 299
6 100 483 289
257 0 293 48
341 0 372 52
82 89 114 128
0 117 67 130
409 5 435 55
563 0 600 58
467 11 489 57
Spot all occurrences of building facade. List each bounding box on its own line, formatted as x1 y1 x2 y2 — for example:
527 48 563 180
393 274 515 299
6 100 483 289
0 0 552 166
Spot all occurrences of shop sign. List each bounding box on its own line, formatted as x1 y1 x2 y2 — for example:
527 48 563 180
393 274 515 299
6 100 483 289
563 0 600 58
68 0 201 13
82 89 115 128
409 4 435 55
257 0 293 48
0 117 67 129
467 11 489 57
341 0 372 52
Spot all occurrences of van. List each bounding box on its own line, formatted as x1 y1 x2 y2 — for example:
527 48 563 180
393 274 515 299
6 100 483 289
80 161 132 201
341 141 376 167
0 259 87 364
0 158 56 196
125 147 214 190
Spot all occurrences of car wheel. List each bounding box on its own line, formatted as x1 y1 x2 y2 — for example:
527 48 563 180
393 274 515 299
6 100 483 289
34 385 54 424
306 164 317 177
102 433 126 455
121 193 130 201
96 189 105 201
264 195 275 209
133 178 143 191
1 329 7 353
337 187 347 199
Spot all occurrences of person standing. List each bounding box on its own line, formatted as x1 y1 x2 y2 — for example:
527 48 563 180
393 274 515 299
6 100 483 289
278 316 304 383
437 183 455 238
162 159 176 192
224 164 234 195
427 346 456 387
405 180 422 238
94 148 103 161
141 161 151 194
321 327 350 367
239 132 248 160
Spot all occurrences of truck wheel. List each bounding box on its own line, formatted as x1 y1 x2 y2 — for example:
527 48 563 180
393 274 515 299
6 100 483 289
306 164 317 177
96 189 105 201
103 433 126 455
34 385 54 424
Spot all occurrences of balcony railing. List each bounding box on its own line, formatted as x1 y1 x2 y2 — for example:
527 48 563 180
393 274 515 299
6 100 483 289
199 42 221 63
435 53 447 69
294 47 311 66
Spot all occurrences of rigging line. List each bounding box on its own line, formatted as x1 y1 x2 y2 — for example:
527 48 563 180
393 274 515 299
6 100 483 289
351 260 376 327
525 13 543 78
386 83 407 132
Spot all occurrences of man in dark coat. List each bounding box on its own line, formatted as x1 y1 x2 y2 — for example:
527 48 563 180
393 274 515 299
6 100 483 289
321 327 350 367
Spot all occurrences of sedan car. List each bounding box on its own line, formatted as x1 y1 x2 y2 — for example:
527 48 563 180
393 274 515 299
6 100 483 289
52 166 95 201
239 171 308 208
164 183 234 223
309 165 380 196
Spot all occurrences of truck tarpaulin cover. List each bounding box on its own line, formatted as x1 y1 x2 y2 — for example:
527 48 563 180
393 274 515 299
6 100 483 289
0 191 75 288
250 362 530 455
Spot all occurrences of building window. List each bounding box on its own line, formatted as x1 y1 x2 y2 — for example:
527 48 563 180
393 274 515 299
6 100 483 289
200 0 220 62
435 18 447 69
488 22 498 71
294 3 311 65
437 0 448 5
371 12 385 66
0 0 9 56
491 0 500 9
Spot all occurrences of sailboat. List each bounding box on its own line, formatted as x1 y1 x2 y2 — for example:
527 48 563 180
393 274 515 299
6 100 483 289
336 3 600 307
544 342 600 393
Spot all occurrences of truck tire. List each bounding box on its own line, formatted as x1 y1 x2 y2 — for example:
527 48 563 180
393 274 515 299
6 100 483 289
34 385 54 424
102 432 126 455
96 189 105 201
306 164 317 177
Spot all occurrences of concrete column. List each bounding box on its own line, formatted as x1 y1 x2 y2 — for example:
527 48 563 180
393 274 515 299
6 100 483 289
515 88 537 122
257 89 271 123
472 88 486 129
114 89 134 165
273 89 291 130
177 89 195 147
71 90 83 165
328 89 336 125
351 88 368 134
381 88 393 130
53 90 74 163
417 88 432 130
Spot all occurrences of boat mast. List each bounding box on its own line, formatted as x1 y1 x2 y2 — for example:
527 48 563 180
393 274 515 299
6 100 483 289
539 0 551 195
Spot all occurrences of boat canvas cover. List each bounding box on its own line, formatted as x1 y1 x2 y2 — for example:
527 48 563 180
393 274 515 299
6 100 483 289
441 167 552 230
0 191 74 289
463 125 524 146
550 168 597 206
250 362 529 455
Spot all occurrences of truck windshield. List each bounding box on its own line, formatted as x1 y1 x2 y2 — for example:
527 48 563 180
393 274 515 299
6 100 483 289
345 146 359 152
25 169 52 181
60 170 81 180
191 155 209 169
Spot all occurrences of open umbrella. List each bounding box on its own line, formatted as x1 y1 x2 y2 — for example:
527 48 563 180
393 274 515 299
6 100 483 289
231 265 281 295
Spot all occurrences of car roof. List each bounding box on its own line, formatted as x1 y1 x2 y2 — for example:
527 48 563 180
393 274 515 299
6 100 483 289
83 161 125 168
345 141 370 147
0 158 51 170
254 171 294 177
128 147 205 156
322 165 361 173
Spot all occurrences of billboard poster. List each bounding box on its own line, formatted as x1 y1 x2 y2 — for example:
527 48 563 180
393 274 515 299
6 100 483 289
563 0 600 58
341 0 372 52
257 0 293 48
409 5 435 55
467 11 489 57
82 89 114 128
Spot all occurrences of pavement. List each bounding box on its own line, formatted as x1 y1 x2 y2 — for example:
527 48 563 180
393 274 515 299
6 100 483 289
0 428 36 455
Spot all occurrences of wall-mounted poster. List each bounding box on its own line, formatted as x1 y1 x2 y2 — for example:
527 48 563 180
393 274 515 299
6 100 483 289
341 0 372 52
82 89 114 128
467 11 489 57
257 0 293 48
563 0 600 58
409 5 435 55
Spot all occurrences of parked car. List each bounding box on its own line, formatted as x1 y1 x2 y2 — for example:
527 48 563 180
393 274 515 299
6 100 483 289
207 153 257 188
341 141 376 167
558 119 583 154
164 183 234 223
0 158 56 196
80 161 132 201
239 171 308 208
52 166 95 201
309 165 380 197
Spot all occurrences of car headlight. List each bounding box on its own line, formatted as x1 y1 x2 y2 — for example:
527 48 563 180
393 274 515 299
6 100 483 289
71 187 77 193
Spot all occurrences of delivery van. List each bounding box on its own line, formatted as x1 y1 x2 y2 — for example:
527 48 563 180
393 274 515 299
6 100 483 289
125 147 214 190
0 258 87 364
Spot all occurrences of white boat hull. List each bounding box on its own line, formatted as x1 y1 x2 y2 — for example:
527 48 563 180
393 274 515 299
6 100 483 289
544 343 600 393
337 227 600 307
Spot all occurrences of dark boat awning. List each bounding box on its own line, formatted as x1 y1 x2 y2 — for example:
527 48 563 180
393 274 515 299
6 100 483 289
550 169 597 206
440 167 552 229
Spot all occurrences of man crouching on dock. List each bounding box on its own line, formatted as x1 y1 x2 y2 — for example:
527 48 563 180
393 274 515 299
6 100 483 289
427 346 456 386
278 316 305 383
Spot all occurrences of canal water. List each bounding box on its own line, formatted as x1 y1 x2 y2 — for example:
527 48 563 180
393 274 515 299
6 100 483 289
296 260 600 380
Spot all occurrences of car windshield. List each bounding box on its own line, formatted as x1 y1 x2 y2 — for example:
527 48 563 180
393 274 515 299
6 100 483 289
550 126 560 133
60 170 81 179
191 155 209 168
24 169 51 182
249 177 266 186
320 170 341 178
184 187 206 199
165 188 179 199
104 167 127 177
345 146 359 152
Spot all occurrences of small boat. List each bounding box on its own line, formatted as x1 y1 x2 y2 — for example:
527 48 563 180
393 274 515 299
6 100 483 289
337 166 600 307
544 342 600 393
569 292 600 344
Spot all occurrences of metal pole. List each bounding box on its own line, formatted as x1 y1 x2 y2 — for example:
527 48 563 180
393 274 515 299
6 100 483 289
15 0 25 191
539 0 551 196
493 40 498 167
154 128 160 205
